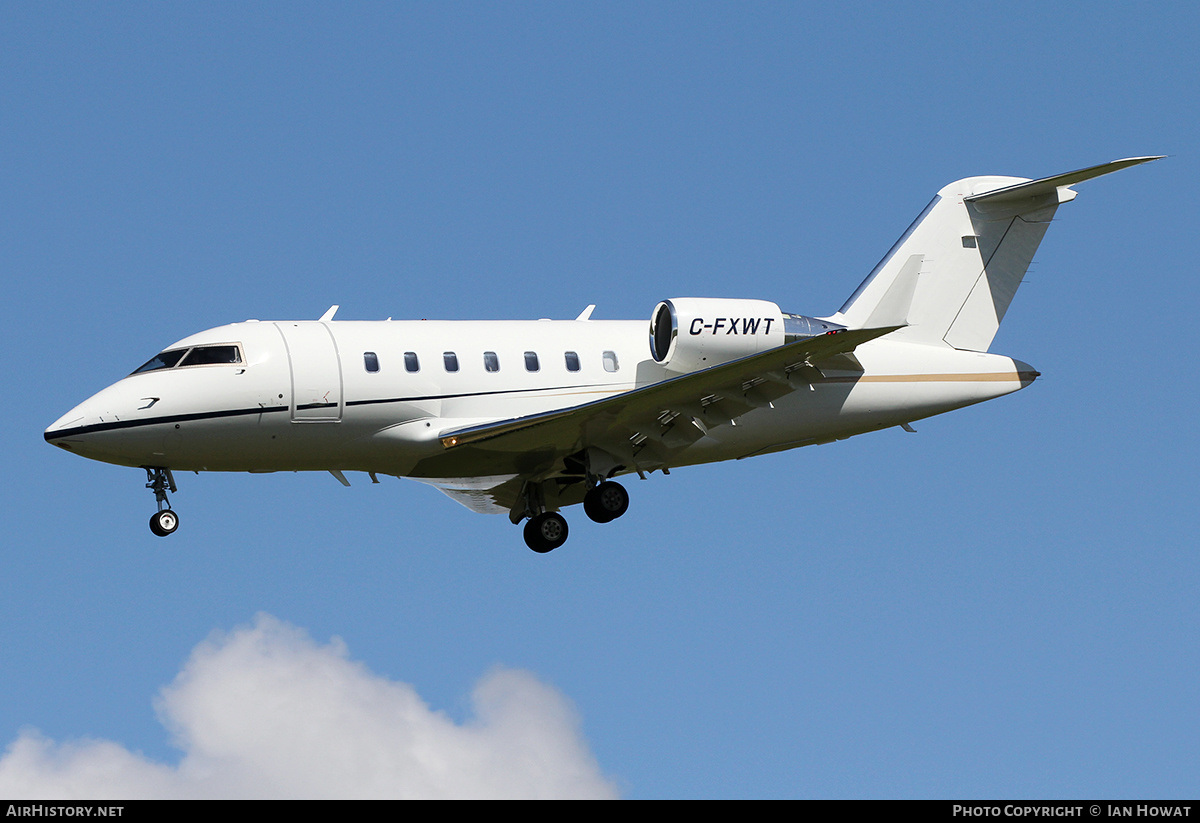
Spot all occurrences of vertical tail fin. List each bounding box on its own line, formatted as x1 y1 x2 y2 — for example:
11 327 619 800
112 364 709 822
831 157 1162 352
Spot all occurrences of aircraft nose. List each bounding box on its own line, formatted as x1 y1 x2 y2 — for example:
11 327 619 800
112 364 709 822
46 399 93 433
44 381 147 464
45 378 176 467
44 397 104 454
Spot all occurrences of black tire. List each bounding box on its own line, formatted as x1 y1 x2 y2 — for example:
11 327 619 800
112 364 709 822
523 512 568 552
150 509 179 537
583 490 609 523
584 481 629 523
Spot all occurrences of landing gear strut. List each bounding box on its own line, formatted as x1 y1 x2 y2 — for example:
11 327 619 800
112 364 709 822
145 467 180 537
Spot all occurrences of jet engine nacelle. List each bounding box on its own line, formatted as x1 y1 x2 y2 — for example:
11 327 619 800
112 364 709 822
649 297 786 373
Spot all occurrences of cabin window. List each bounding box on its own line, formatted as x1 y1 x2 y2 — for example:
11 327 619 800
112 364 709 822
443 352 459 372
364 352 380 373
602 350 619 372
565 351 580 372
524 351 540 372
179 345 242 367
484 351 500 372
404 351 420 373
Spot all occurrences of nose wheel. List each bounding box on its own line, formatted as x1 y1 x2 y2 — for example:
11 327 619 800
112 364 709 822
145 467 180 537
150 509 179 536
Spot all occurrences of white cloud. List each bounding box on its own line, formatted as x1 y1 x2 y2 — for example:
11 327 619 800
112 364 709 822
0 614 618 799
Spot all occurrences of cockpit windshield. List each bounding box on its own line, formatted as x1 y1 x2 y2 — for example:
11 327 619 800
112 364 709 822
133 349 188 374
131 345 243 375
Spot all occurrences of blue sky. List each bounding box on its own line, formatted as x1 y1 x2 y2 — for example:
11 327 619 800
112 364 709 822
2 2 1197 798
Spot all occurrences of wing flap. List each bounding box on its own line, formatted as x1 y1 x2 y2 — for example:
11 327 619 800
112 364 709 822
411 474 524 515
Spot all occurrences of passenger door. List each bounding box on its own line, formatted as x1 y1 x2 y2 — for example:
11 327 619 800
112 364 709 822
274 322 343 422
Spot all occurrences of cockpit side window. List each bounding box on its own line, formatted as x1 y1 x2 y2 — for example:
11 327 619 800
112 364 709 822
179 345 243 367
132 349 188 374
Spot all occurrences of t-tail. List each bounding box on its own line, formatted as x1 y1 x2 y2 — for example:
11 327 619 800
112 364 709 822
830 156 1162 352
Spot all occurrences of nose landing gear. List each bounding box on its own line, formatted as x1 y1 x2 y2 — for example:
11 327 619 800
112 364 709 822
145 467 180 537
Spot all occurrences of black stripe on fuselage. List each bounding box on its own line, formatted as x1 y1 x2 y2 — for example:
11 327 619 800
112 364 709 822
44 405 290 441
44 383 613 442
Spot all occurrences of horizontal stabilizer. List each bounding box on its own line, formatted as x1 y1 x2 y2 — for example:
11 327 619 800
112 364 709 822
965 156 1164 206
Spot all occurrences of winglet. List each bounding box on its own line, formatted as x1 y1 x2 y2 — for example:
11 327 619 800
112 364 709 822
319 305 339 322
575 304 596 321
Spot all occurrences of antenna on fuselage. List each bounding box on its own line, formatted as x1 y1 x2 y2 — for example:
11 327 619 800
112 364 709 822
319 305 339 322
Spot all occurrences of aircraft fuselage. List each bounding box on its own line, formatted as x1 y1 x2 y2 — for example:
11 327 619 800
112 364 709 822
46 317 1032 478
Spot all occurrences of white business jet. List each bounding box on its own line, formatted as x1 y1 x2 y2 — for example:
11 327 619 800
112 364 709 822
45 157 1160 552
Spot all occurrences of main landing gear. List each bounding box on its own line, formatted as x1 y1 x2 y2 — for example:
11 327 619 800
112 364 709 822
521 480 630 553
584 480 629 524
145 467 180 537
524 512 569 553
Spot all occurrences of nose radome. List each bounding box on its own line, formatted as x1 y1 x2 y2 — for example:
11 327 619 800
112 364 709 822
46 378 139 434
43 379 137 459
45 404 141 466
45 400 96 441
45 393 105 456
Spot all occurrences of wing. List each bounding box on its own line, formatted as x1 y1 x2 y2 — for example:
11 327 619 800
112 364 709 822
423 327 898 517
